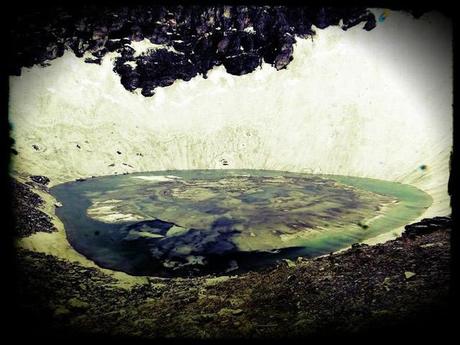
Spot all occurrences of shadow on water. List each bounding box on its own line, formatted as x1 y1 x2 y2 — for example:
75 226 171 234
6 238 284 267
51 170 432 277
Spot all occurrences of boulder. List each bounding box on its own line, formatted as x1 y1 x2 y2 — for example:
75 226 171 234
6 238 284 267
29 175 50 185
67 297 90 310
404 271 416 280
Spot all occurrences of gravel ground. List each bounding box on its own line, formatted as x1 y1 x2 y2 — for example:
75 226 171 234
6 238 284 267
10 178 56 237
9 177 453 339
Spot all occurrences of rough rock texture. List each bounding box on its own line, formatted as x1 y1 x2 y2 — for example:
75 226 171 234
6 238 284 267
9 5 377 96
403 216 452 238
13 217 451 339
11 178 56 237
29 175 50 186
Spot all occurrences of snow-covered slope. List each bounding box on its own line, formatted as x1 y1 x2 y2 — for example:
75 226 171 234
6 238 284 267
10 11 452 223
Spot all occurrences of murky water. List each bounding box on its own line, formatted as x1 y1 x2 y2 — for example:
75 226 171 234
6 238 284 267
51 170 432 277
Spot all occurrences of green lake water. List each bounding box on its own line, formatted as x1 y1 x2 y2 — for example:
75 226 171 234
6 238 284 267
51 170 432 277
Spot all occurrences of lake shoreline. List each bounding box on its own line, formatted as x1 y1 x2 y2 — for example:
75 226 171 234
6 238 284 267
10 173 452 338
46 170 430 277
15 171 436 279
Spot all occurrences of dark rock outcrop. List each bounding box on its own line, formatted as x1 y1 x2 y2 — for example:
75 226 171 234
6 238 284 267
29 175 50 186
403 216 452 238
9 5 378 96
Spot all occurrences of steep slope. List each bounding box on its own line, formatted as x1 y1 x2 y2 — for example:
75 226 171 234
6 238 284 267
10 11 452 243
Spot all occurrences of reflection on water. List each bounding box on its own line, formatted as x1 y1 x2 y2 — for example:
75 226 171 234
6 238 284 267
51 170 432 277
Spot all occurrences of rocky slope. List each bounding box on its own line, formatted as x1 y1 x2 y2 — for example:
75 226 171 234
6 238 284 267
13 214 452 339
9 5 378 96
9 176 453 339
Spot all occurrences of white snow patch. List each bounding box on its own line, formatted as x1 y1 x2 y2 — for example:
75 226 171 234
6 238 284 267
132 175 182 182
10 11 452 246
244 26 256 34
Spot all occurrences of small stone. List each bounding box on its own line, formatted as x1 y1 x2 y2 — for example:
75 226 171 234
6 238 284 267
205 276 230 286
67 297 90 310
54 305 70 317
197 313 215 322
404 271 416 279
30 175 50 185
420 242 443 248
382 277 391 291
152 283 167 289
283 259 296 268
218 308 244 317
134 318 156 327
287 275 296 283
372 309 392 317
